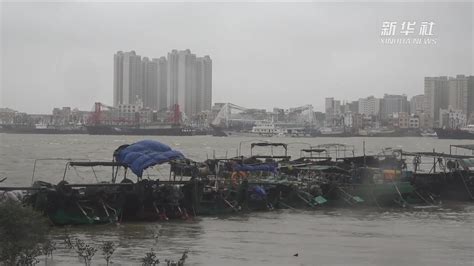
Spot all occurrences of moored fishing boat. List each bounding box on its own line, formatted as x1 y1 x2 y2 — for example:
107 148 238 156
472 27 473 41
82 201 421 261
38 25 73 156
5 140 473 226
399 146 474 202
4 140 192 225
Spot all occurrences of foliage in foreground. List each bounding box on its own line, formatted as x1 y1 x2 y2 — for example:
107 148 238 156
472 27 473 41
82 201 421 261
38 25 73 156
141 249 189 266
0 199 49 265
0 200 189 265
101 241 116 266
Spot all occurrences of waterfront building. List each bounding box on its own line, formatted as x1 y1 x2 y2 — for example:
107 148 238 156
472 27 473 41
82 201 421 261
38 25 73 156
167 49 212 117
114 50 212 117
381 94 409 119
0 108 17 124
358 96 381 117
347 101 359 114
114 51 143 107
448 75 469 116
325 97 334 121
408 115 420 129
392 112 409 129
410 95 425 114
325 97 342 127
142 57 158 110
195 55 213 113
154 57 168 111
467 76 474 120
115 98 153 125
418 112 433 129
424 76 449 126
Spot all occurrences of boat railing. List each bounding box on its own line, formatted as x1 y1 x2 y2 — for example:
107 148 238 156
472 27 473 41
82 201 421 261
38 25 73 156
251 155 291 160
31 158 95 185
399 150 474 174
450 144 474 156
311 144 355 160
298 148 329 159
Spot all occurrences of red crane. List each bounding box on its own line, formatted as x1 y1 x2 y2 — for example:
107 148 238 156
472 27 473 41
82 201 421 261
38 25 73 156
169 104 182 125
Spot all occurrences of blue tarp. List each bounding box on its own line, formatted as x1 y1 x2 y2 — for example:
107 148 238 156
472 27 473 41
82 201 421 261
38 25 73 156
233 163 278 173
115 140 185 177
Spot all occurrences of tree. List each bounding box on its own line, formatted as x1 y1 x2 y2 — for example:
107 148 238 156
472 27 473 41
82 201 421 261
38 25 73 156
101 241 116 266
0 199 49 265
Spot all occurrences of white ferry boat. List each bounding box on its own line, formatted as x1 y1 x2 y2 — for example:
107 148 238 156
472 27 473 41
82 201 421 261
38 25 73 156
251 121 286 136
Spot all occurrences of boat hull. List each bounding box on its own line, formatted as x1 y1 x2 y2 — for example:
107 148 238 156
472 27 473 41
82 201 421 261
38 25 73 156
86 125 194 136
434 128 474 139
0 125 86 134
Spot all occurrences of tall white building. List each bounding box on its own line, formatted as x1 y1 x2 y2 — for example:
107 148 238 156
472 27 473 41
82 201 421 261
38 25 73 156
448 75 469 116
114 50 212 116
141 57 158 109
114 51 143 106
154 57 168 111
167 49 212 116
167 49 197 116
424 75 474 125
195 56 212 113
469 76 474 120
424 76 449 124
358 96 381 117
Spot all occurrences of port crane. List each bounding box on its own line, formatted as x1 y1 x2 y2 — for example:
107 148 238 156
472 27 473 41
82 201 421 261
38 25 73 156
211 103 252 128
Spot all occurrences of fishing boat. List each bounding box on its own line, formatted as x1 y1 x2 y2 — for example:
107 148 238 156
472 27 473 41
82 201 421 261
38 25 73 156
2 140 195 225
237 142 415 208
282 144 417 207
399 146 474 202
6 141 472 226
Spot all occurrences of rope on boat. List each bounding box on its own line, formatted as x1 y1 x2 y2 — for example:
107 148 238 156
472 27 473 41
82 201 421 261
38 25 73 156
392 182 408 208
336 187 356 206
223 198 239 212
414 190 435 205
295 191 316 208
76 202 93 223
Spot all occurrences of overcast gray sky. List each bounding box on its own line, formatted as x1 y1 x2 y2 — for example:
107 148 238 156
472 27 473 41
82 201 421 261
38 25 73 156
1 2 473 113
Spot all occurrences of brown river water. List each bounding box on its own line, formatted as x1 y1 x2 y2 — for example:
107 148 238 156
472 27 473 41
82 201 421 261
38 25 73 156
0 134 473 265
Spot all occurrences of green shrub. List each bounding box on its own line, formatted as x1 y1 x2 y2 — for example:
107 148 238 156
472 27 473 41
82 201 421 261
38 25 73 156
0 199 49 265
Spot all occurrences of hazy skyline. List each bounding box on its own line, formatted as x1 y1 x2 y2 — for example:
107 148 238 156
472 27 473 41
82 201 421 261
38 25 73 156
1 2 473 113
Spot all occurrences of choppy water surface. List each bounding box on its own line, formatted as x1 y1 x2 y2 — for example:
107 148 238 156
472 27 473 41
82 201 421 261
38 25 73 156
1 134 473 265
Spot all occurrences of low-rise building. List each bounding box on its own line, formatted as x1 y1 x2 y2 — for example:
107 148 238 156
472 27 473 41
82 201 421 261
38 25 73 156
408 116 420 128
392 112 408 129
0 108 17 124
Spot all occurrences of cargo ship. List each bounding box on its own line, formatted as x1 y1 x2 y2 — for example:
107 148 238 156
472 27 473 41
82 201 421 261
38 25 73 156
434 125 474 139
85 124 197 136
84 102 210 136
0 124 86 134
